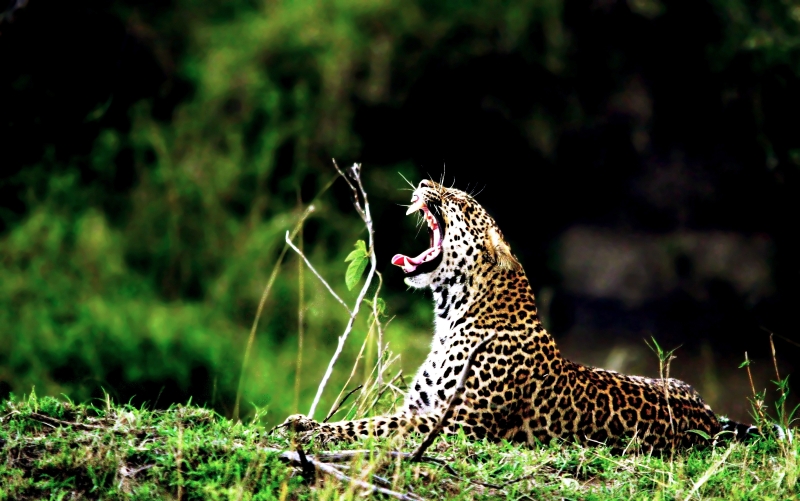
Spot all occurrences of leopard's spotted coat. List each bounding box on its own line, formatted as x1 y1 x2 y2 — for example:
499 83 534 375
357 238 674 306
287 179 757 450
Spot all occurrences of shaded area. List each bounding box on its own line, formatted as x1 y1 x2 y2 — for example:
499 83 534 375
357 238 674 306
1 0 798 422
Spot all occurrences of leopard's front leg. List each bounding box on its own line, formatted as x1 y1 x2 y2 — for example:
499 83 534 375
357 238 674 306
282 412 441 445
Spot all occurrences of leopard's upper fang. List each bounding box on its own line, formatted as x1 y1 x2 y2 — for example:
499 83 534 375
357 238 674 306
392 195 443 273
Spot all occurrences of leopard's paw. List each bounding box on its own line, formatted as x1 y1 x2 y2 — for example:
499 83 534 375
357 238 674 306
282 414 320 433
280 414 325 444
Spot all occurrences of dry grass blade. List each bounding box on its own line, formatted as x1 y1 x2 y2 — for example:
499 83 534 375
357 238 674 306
411 332 498 461
27 412 110 431
324 385 363 423
682 444 734 501
294 201 306 414
233 204 317 421
324 316 381 421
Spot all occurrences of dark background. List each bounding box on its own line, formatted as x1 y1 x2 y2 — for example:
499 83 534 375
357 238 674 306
1 0 798 423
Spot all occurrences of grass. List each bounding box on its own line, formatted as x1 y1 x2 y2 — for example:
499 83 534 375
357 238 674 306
1 391 797 500
3 167 797 500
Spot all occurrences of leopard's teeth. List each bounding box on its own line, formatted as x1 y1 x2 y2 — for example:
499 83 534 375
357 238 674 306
406 195 425 215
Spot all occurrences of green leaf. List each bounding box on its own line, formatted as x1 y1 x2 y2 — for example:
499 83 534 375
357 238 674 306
344 239 367 262
344 240 369 290
344 240 369 263
738 360 751 368
345 257 368 290
687 429 711 440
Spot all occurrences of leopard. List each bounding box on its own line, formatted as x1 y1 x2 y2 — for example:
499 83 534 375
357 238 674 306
286 179 767 451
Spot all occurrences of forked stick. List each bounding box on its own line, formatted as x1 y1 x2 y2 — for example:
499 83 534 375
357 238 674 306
334 160 386 378
285 161 383 420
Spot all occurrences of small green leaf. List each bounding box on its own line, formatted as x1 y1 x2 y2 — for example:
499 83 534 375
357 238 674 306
687 429 711 440
344 240 369 290
345 239 367 263
345 257 368 290
738 360 751 368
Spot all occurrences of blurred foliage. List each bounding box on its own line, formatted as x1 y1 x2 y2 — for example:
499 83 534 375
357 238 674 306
1 0 800 425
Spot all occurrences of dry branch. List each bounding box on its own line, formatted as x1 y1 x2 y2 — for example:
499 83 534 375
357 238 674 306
285 233 351 315
277 449 424 501
314 449 502 490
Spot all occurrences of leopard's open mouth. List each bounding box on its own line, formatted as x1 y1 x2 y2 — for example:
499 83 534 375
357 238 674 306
391 194 444 274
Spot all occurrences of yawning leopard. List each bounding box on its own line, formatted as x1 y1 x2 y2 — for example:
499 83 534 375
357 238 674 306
287 179 763 450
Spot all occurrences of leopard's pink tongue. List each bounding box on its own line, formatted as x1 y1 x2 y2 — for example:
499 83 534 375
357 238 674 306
392 246 441 273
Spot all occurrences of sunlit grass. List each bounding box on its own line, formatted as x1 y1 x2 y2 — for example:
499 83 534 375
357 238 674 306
1 393 796 500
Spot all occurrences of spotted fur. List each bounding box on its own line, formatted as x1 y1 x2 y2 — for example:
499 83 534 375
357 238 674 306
286 180 760 450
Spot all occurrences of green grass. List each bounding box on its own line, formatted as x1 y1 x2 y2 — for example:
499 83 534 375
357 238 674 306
2 392 797 500
4 169 796 500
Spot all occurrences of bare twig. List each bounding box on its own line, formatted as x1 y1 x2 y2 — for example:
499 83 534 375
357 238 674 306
350 164 386 379
315 449 502 490
263 446 500 493
332 160 385 369
411 332 498 462
315 449 414 462
306 162 382 420
324 385 364 423
285 232 352 315
767 329 800 349
296 446 316 483
120 464 155 478
277 449 423 501
28 413 109 431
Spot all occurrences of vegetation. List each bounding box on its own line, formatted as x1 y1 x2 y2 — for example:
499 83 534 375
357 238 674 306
5 162 796 500
1 391 796 500
3 0 800 425
2 1 800 497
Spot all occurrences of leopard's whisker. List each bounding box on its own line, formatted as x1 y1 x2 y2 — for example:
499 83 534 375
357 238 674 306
398 171 416 189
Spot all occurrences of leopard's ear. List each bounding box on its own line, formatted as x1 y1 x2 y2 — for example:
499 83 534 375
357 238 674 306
486 226 522 271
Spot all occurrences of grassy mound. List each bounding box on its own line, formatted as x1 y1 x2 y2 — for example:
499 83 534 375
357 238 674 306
1 393 796 500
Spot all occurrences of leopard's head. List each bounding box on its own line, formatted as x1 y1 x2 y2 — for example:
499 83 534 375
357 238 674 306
393 179 521 289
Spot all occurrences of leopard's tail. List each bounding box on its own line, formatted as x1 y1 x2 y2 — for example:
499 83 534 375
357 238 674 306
719 417 786 441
